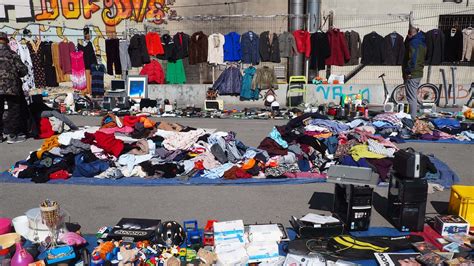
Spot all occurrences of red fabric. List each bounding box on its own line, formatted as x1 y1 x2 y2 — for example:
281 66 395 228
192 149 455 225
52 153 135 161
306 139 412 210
293 30 311 58
325 29 350 66
122 116 141 127
145 32 164 56
235 168 252 179
38 118 54 139
49 170 70 180
139 60 164 84
94 131 124 158
410 225 444 250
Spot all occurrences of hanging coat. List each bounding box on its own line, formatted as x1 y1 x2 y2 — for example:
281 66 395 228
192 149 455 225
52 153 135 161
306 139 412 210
293 30 311 58
157 34 178 62
241 31 260 65
208 33 225 65
129 34 150 67
140 60 164 84
224 32 241 61
345 30 361 65
279 31 297 58
259 31 281 63
425 29 445 65
189 31 208 65
361 31 384 65
326 28 350 66
212 66 242 95
240 66 259 101
383 32 405 65
309 31 331 70
145 32 164 56
444 29 463 62
173 32 190 59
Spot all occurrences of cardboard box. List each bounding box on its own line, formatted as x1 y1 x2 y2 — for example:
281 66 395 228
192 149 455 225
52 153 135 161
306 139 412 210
433 215 469 236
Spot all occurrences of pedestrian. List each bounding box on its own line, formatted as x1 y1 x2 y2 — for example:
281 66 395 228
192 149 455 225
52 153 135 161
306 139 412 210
0 32 29 143
402 26 427 119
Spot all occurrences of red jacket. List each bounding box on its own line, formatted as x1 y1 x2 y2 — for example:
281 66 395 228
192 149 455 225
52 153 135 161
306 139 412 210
140 60 164 84
293 30 311 58
325 29 350 66
146 32 164 56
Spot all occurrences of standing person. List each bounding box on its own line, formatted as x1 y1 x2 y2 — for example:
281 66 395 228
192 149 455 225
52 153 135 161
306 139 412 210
402 26 427 119
0 32 29 143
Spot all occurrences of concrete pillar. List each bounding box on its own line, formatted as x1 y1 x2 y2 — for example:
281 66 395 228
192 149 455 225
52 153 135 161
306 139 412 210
289 0 305 76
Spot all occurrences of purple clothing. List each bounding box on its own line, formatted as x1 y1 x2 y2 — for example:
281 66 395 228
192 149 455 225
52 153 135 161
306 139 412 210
59 41 75 74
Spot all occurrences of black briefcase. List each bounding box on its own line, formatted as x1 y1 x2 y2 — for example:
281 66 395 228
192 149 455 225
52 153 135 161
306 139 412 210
393 148 428 179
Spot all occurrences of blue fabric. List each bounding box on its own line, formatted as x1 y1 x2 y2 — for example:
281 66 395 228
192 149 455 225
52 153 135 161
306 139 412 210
310 119 350 134
431 118 461 129
212 66 242 95
425 155 460 188
268 127 289 148
403 138 474 144
372 120 392 128
241 31 260 65
72 154 109 178
0 171 327 186
340 155 370 168
224 32 241 61
322 136 338 154
297 159 311 171
240 66 259 100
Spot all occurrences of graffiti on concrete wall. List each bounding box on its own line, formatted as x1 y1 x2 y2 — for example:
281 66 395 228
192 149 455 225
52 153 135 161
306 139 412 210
315 85 372 102
0 0 176 26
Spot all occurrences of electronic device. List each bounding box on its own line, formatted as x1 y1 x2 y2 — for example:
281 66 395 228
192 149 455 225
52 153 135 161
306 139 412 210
388 174 427 232
110 79 126 92
108 218 161 242
327 165 379 186
393 149 429 179
204 99 224 111
433 215 469 236
289 215 344 238
333 184 373 231
384 102 395 112
102 96 116 111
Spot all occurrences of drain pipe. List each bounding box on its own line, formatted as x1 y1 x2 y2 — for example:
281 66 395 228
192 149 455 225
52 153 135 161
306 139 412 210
289 0 305 76
306 0 321 80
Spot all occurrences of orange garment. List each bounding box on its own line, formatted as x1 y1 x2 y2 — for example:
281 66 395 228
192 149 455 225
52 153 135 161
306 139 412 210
242 158 256 170
313 132 333 139
146 32 164 56
51 43 69 82
84 70 91 95
37 135 59 159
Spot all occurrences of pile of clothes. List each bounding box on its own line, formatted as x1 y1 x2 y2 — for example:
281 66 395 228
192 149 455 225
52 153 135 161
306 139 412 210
9 113 460 189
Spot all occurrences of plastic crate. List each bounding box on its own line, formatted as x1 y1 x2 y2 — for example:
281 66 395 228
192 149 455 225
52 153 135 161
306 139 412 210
448 185 474 225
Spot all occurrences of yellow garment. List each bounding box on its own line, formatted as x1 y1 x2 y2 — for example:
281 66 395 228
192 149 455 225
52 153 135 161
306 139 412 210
350 144 385 161
139 116 156 129
37 135 59 159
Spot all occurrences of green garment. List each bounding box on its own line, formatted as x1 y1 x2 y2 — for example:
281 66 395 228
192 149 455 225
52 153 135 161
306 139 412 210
350 144 386 161
166 59 186 84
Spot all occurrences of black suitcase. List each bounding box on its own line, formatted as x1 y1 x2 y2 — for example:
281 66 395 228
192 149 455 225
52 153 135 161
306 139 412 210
393 148 429 179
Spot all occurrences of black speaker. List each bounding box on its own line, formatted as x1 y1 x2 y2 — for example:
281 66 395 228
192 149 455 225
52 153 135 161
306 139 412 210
387 174 427 232
140 98 157 110
102 96 116 111
333 184 373 231
116 96 130 110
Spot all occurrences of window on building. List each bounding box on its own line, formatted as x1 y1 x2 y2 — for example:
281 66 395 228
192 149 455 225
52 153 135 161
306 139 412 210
438 14 474 31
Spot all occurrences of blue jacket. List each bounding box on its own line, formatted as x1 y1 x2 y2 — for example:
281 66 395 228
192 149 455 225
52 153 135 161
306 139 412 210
240 66 259 100
213 66 242 95
224 32 242 61
241 31 260 65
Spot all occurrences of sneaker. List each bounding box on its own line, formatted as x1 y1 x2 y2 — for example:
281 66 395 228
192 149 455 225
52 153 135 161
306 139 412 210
7 134 26 144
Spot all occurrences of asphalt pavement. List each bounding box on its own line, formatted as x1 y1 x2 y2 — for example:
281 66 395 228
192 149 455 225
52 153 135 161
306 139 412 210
0 116 472 233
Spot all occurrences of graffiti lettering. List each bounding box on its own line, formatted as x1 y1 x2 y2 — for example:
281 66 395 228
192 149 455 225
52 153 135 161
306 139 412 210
0 0 35 22
61 0 81 19
36 0 60 21
315 85 371 102
439 85 469 99
34 0 173 26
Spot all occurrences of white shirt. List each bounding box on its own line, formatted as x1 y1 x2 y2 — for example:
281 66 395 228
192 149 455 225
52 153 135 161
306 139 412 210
207 33 225 65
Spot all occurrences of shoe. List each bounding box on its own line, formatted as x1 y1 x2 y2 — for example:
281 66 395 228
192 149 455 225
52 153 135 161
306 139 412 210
7 134 26 144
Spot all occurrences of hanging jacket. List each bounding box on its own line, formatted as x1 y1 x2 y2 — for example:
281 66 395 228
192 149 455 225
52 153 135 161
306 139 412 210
189 31 208 65
208 33 225 65
361 31 384 65
259 31 281 63
279 31 297 58
253 66 277 90
140 60 164 84
344 30 361 65
309 31 331 70
212 65 242 95
293 30 311 58
145 32 164 56
326 28 350 66
224 32 242 61
402 31 427 79
240 66 259 100
383 32 405 65
129 34 151 67
444 29 463 62
462 28 474 61
157 34 178 62
173 32 190 59
241 31 260 65
425 29 445 65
